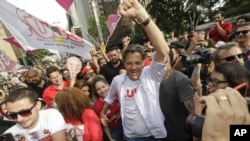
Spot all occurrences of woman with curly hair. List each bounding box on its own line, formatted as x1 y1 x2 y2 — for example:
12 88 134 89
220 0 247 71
54 87 103 141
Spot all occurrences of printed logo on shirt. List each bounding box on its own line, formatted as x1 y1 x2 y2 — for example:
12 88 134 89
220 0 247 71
66 125 84 141
125 88 137 99
14 134 26 141
13 130 52 141
29 132 39 140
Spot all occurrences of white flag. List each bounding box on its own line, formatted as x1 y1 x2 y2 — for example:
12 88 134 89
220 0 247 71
0 0 93 60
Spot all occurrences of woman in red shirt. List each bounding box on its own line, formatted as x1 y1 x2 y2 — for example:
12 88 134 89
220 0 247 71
92 75 124 141
54 87 103 141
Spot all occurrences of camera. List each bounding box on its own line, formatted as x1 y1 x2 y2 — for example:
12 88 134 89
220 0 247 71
181 48 213 66
185 97 250 139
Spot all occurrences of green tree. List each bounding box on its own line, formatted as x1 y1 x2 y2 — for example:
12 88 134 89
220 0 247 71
146 0 220 35
25 49 55 64
87 15 108 42
220 0 250 17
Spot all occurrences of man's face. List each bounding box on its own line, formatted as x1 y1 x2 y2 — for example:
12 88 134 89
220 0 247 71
124 52 144 81
207 71 229 94
107 50 120 65
236 19 246 26
62 70 70 80
145 51 152 60
217 46 244 65
236 25 250 46
215 13 223 23
169 31 174 37
176 48 185 55
6 98 40 130
26 70 41 85
49 71 63 86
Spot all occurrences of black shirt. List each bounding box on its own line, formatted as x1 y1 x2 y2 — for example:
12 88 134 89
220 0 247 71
100 60 124 84
28 79 50 98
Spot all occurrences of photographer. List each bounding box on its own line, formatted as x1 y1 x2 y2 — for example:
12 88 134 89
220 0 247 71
188 63 250 140
174 34 211 76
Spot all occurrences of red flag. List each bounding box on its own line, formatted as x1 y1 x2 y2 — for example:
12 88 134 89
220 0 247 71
56 0 73 11
106 13 121 37
3 37 22 49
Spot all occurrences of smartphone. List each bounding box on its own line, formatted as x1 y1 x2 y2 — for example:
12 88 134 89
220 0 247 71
233 82 248 97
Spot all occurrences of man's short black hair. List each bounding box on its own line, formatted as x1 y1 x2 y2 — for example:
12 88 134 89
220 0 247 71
106 46 120 53
169 41 185 49
216 11 225 17
236 15 250 22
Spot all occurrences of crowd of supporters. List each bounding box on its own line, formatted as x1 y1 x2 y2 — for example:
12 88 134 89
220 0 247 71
1 0 250 141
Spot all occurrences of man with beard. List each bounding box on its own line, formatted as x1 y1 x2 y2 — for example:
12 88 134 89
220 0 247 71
26 70 50 98
100 46 124 84
209 11 232 44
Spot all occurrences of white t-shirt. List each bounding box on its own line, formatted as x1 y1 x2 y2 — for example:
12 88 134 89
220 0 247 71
123 77 151 137
4 109 66 141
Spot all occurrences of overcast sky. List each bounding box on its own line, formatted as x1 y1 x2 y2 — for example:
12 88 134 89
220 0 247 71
7 0 68 29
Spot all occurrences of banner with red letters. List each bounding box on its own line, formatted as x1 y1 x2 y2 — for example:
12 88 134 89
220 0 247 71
0 0 93 60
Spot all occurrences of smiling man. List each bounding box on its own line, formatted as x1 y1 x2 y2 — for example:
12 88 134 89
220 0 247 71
100 0 169 140
235 22 250 70
4 88 66 141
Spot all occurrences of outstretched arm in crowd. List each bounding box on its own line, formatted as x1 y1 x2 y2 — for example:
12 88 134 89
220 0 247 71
191 63 202 89
90 47 100 74
118 0 169 63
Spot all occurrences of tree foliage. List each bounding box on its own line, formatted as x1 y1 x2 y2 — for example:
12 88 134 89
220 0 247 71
220 0 250 17
90 0 250 45
25 49 55 64
87 15 108 42
146 0 220 35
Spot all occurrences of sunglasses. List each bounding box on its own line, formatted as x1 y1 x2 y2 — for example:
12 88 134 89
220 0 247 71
206 78 228 87
235 30 250 35
219 53 244 62
5 101 37 120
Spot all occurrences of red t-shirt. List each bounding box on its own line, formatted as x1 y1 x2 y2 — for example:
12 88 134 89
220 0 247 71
143 58 151 67
94 98 121 128
42 81 70 108
209 22 233 43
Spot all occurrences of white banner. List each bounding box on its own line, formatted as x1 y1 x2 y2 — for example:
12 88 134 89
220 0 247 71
0 0 93 60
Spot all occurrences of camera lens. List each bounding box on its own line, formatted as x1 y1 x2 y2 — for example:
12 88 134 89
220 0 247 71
185 114 204 138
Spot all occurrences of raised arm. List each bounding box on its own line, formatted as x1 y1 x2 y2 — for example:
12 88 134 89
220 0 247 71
118 0 169 63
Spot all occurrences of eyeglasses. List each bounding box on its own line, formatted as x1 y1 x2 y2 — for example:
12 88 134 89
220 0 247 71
5 101 37 120
219 53 244 62
235 30 250 35
206 78 228 87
